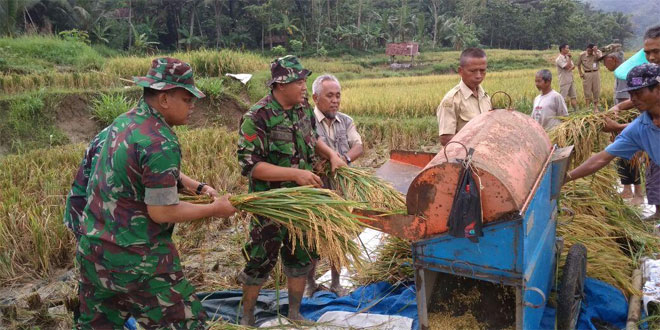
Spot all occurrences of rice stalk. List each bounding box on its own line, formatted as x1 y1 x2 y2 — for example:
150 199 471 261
322 164 406 211
549 110 639 165
211 186 371 270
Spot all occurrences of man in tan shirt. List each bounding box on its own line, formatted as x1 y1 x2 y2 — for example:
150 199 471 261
307 74 363 296
555 43 578 111
437 47 492 146
577 43 603 111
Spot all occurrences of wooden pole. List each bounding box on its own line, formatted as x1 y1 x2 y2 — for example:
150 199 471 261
626 268 643 330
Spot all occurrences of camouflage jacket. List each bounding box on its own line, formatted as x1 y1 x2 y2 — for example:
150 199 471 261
64 126 110 240
78 98 183 274
238 93 318 192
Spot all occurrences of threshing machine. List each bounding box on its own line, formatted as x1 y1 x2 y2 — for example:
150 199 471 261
357 108 586 329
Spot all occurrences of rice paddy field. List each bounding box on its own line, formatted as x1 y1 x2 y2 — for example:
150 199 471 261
0 35 656 328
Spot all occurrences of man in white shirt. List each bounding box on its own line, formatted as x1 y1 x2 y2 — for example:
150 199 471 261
531 69 568 131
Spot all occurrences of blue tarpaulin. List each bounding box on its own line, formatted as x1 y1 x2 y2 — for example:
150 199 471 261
125 277 628 329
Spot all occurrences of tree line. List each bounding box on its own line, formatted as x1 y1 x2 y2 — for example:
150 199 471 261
1 0 634 55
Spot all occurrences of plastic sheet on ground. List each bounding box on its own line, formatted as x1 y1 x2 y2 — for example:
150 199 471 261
195 277 627 329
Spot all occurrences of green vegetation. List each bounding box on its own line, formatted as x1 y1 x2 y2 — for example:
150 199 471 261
0 36 103 73
91 93 134 126
0 93 68 153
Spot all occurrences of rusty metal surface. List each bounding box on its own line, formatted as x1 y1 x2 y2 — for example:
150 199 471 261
389 150 436 168
352 209 427 241
403 109 551 239
520 146 555 215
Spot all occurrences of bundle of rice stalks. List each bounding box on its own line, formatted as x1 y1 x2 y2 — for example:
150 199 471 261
183 187 369 269
355 236 413 285
321 164 406 211
559 166 659 296
549 110 639 165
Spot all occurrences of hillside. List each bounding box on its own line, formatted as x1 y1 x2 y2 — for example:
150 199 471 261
586 0 660 46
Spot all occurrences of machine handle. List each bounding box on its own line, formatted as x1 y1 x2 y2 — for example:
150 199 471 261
489 91 513 110
443 141 469 163
449 260 476 277
523 286 547 309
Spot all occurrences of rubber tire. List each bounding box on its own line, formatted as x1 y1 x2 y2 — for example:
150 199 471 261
557 243 587 330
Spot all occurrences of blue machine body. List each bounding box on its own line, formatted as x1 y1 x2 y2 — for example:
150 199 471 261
413 147 569 329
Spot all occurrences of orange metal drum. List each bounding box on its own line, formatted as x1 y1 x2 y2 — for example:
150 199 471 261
405 109 552 236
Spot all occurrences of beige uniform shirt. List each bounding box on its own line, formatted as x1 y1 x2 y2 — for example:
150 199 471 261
555 54 574 86
436 80 491 135
577 50 603 72
313 107 362 150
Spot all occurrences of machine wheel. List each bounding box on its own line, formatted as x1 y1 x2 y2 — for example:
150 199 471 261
557 243 587 330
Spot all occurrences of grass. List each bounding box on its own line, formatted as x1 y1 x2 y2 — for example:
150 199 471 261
339 68 618 118
0 36 103 74
91 93 135 126
0 92 69 153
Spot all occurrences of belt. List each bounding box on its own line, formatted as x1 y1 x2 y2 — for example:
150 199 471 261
584 70 598 73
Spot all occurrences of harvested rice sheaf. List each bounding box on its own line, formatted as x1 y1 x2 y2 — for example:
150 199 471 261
559 166 659 297
322 164 407 211
549 110 639 165
183 187 369 270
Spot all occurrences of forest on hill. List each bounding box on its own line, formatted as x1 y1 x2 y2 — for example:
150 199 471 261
1 0 636 56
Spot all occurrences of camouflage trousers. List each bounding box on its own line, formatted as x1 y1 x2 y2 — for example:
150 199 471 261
240 216 318 286
76 256 206 329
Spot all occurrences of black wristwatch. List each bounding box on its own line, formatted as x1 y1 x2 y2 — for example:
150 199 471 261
196 182 207 195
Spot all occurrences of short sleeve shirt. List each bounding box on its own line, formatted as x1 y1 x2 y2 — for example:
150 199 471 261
437 80 491 136
555 54 574 86
238 93 319 193
313 107 362 152
79 98 183 274
605 112 660 166
578 50 603 72
531 90 568 131
64 126 110 239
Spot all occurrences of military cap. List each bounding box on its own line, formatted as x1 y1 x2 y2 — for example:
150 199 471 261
621 63 660 92
266 55 311 87
598 43 623 61
133 57 205 98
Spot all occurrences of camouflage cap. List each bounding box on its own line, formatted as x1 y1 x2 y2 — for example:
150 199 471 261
598 43 623 61
133 57 205 98
266 55 311 87
621 63 660 92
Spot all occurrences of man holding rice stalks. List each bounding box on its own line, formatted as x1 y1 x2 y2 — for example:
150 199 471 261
305 74 364 296
531 69 568 130
71 57 237 329
556 43 579 112
237 55 347 326
437 47 491 146
566 64 660 210
577 43 604 112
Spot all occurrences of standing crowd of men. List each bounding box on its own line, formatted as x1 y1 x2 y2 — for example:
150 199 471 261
64 24 660 328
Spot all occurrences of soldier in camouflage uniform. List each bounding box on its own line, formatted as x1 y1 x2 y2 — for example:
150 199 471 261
237 55 347 326
65 126 110 241
73 57 236 329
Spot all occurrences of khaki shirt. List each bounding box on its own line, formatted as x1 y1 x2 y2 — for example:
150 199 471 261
555 54 574 86
314 107 362 151
436 80 491 135
577 50 603 73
